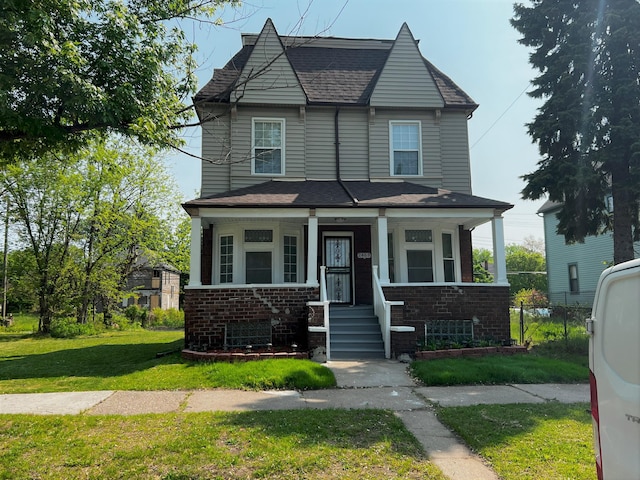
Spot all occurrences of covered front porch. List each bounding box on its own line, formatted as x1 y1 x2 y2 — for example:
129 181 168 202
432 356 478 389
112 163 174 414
182 180 513 360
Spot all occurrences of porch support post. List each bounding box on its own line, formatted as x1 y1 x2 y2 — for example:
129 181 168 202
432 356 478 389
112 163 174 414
306 213 318 285
189 216 202 286
377 213 390 283
492 214 508 285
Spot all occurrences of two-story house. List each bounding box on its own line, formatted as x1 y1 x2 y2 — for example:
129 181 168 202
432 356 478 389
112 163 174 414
123 260 181 311
539 199 639 307
182 19 513 360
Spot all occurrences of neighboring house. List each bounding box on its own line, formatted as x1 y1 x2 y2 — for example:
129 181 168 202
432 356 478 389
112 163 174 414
124 262 181 311
182 19 513 360
539 199 639 307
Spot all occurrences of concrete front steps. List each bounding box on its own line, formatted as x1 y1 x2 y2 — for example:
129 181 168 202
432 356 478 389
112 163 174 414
329 305 385 360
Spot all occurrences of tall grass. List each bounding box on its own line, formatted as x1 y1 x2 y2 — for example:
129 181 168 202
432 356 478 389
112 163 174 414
510 308 589 358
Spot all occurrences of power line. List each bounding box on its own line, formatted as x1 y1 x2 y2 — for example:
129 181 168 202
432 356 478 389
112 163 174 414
470 82 531 150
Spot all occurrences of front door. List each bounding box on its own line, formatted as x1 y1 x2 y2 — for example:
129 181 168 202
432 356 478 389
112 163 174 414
324 236 352 304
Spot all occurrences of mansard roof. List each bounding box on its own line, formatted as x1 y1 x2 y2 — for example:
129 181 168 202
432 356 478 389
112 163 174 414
183 180 512 212
195 20 477 109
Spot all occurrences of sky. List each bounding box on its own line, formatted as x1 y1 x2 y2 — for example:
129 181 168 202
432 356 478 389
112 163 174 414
166 0 546 250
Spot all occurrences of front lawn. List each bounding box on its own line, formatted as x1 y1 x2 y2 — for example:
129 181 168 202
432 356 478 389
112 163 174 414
410 354 588 386
0 329 336 393
0 409 446 480
437 402 596 480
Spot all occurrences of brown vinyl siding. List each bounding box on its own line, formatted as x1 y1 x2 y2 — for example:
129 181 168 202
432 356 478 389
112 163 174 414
370 25 444 108
440 111 472 194
232 20 306 106
201 109 232 196
369 110 443 186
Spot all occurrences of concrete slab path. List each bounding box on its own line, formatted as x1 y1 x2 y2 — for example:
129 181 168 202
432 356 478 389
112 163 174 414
0 360 589 480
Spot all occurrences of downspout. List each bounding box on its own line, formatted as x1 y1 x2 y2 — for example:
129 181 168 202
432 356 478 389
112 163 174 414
334 107 359 205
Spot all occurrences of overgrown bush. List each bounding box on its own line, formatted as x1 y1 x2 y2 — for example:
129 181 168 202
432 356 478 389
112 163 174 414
513 288 548 307
109 312 143 330
50 317 105 338
124 305 148 326
147 308 184 328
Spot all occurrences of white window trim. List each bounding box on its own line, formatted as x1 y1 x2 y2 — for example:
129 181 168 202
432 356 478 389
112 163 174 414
251 117 286 176
283 233 300 283
214 223 305 285
217 234 235 284
438 229 461 283
398 227 433 283
395 225 459 283
242 227 275 284
389 120 423 177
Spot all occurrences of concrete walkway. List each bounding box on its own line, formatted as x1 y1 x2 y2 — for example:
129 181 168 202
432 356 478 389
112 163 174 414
0 361 589 480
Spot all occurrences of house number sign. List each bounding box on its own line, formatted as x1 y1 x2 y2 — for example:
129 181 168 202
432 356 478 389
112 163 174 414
357 252 372 259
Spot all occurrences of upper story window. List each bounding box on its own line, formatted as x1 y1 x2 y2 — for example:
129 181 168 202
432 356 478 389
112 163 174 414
390 121 422 176
252 118 285 175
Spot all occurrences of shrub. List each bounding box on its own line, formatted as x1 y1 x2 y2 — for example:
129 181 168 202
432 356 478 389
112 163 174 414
124 305 148 326
50 317 104 338
513 288 548 307
147 308 184 328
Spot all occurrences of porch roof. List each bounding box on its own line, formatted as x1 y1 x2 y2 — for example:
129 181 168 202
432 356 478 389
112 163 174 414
182 180 513 212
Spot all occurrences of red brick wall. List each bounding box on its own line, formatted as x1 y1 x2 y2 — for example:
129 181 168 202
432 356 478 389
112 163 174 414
383 284 511 357
459 226 473 283
184 286 319 350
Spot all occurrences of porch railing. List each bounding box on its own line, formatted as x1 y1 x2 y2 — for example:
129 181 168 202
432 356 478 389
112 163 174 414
372 265 404 359
307 265 331 360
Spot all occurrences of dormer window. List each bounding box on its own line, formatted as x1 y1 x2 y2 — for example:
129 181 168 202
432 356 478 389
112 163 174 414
252 118 285 175
390 121 422 176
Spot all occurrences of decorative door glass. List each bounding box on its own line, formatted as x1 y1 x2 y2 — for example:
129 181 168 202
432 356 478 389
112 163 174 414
325 237 352 303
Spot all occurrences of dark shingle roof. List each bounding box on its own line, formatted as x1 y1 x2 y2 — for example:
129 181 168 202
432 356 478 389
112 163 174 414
183 181 512 211
195 30 476 108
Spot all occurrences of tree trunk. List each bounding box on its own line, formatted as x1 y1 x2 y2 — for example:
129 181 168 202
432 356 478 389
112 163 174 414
611 167 635 264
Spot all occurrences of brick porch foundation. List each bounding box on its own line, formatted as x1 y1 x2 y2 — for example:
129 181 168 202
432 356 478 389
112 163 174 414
183 286 319 350
383 284 511 358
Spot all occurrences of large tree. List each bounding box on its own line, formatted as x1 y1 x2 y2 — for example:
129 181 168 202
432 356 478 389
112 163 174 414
512 0 640 264
1 139 182 330
0 0 234 159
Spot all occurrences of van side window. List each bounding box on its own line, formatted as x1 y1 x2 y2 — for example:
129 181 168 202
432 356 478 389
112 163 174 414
568 264 579 293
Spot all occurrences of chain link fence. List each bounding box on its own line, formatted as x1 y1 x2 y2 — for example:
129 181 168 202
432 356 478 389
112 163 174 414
512 301 591 353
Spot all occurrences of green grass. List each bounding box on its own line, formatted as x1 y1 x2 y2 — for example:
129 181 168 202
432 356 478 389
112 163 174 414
410 354 588 386
0 409 446 480
437 402 596 480
0 313 38 335
0 329 336 393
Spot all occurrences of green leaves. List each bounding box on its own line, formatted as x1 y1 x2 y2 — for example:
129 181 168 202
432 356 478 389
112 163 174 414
0 0 230 157
1 138 186 328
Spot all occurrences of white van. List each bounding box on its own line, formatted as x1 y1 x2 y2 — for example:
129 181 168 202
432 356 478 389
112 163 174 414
587 258 640 480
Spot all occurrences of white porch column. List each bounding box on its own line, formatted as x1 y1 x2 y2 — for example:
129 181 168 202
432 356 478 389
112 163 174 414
189 217 202 286
306 214 318 285
377 215 390 283
492 214 508 285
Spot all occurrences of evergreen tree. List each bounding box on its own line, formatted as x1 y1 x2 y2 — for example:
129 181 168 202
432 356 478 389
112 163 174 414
512 0 640 264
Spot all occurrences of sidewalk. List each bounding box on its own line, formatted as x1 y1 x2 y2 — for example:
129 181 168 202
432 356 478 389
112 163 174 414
0 361 589 480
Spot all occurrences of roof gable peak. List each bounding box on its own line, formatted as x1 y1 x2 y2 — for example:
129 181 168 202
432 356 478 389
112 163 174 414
370 23 444 108
232 18 306 105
